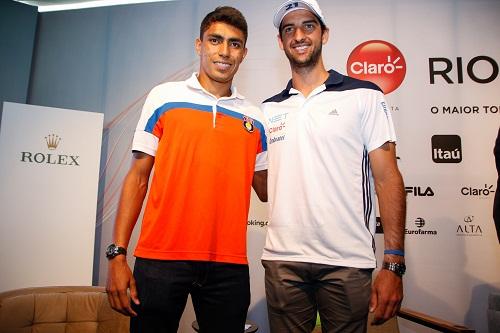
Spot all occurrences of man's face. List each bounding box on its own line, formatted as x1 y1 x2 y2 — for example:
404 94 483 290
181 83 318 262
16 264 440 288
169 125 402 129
196 21 247 86
278 10 328 68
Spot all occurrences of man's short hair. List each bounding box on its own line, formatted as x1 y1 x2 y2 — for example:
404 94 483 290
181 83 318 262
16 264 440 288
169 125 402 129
200 6 248 45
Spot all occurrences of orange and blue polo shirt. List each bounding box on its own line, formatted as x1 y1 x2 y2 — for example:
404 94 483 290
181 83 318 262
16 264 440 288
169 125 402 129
132 73 267 265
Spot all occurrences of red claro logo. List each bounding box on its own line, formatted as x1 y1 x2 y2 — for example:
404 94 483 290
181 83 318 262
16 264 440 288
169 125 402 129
347 40 406 94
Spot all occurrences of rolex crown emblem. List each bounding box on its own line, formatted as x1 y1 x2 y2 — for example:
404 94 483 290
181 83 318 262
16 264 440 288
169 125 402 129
45 134 61 150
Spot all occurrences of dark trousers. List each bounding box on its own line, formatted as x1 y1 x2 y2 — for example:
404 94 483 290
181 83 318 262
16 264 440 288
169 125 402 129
262 260 372 333
131 258 250 333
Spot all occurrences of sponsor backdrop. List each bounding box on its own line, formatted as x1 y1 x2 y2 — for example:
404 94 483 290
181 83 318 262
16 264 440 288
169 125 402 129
0 102 103 292
6 0 498 332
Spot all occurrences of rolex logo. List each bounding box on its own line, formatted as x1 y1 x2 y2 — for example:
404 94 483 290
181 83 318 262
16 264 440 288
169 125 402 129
45 134 61 150
20 134 80 167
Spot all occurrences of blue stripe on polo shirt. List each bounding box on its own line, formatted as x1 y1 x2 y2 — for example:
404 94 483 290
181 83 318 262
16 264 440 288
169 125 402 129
144 102 268 152
144 102 212 133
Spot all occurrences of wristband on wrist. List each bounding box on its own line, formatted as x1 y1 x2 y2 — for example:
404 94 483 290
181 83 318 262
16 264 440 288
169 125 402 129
384 249 405 256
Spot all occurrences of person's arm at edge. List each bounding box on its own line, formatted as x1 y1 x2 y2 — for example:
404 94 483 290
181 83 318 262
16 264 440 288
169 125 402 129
368 141 406 325
252 169 267 202
106 151 154 316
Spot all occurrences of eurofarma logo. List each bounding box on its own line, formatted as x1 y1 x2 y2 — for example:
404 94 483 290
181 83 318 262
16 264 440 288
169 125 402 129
347 40 406 94
431 135 462 163
405 217 438 236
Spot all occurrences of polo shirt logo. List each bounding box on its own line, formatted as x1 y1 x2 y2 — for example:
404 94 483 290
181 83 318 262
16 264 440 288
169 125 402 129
243 116 254 133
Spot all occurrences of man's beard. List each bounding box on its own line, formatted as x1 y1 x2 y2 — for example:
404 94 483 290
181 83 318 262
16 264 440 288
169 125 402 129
285 41 322 69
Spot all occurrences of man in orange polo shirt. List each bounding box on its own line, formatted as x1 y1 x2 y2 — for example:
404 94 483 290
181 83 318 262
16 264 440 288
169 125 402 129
105 6 267 333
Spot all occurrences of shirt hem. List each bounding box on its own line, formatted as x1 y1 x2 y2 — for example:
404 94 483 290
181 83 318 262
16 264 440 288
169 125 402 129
260 255 376 269
134 249 248 265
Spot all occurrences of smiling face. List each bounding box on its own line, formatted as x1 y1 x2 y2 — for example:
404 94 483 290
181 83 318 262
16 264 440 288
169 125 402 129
278 9 328 69
195 21 247 95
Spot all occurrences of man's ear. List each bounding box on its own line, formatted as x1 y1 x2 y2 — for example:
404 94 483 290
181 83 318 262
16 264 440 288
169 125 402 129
277 34 284 51
322 27 330 45
242 47 248 61
195 38 202 55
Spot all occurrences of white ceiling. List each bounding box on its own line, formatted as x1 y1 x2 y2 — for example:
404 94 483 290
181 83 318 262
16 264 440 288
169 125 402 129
17 0 123 6
15 0 176 12
18 0 96 6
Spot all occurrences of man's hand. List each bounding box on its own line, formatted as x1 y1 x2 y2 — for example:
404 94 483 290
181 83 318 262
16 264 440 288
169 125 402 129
369 269 403 325
106 257 140 316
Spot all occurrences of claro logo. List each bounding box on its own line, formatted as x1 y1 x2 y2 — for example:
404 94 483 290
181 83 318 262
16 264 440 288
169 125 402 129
461 184 494 197
347 40 406 94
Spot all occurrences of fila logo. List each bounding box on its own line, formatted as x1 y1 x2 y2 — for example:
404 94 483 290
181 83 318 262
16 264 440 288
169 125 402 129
405 186 435 196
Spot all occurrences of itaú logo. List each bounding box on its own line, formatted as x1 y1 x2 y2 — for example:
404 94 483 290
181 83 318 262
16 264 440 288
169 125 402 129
347 40 406 94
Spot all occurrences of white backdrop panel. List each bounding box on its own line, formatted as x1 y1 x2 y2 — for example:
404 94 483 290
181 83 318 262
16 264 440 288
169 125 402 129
0 102 103 292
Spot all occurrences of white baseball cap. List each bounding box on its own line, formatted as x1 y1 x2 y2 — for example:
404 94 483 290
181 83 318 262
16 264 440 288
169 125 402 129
273 0 326 29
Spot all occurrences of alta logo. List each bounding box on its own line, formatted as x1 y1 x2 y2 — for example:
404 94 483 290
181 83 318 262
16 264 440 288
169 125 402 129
431 135 462 163
347 40 406 94
456 215 483 236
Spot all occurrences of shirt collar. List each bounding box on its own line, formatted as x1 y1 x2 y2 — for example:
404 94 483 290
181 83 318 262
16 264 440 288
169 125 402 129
281 69 344 97
186 72 245 100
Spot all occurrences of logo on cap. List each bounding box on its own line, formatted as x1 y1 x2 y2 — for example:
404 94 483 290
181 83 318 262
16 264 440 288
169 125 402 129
347 40 406 94
274 0 326 28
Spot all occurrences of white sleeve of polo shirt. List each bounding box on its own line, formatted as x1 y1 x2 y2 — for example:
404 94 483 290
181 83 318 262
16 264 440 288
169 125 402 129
253 107 268 171
132 85 163 156
361 89 397 152
254 151 267 171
